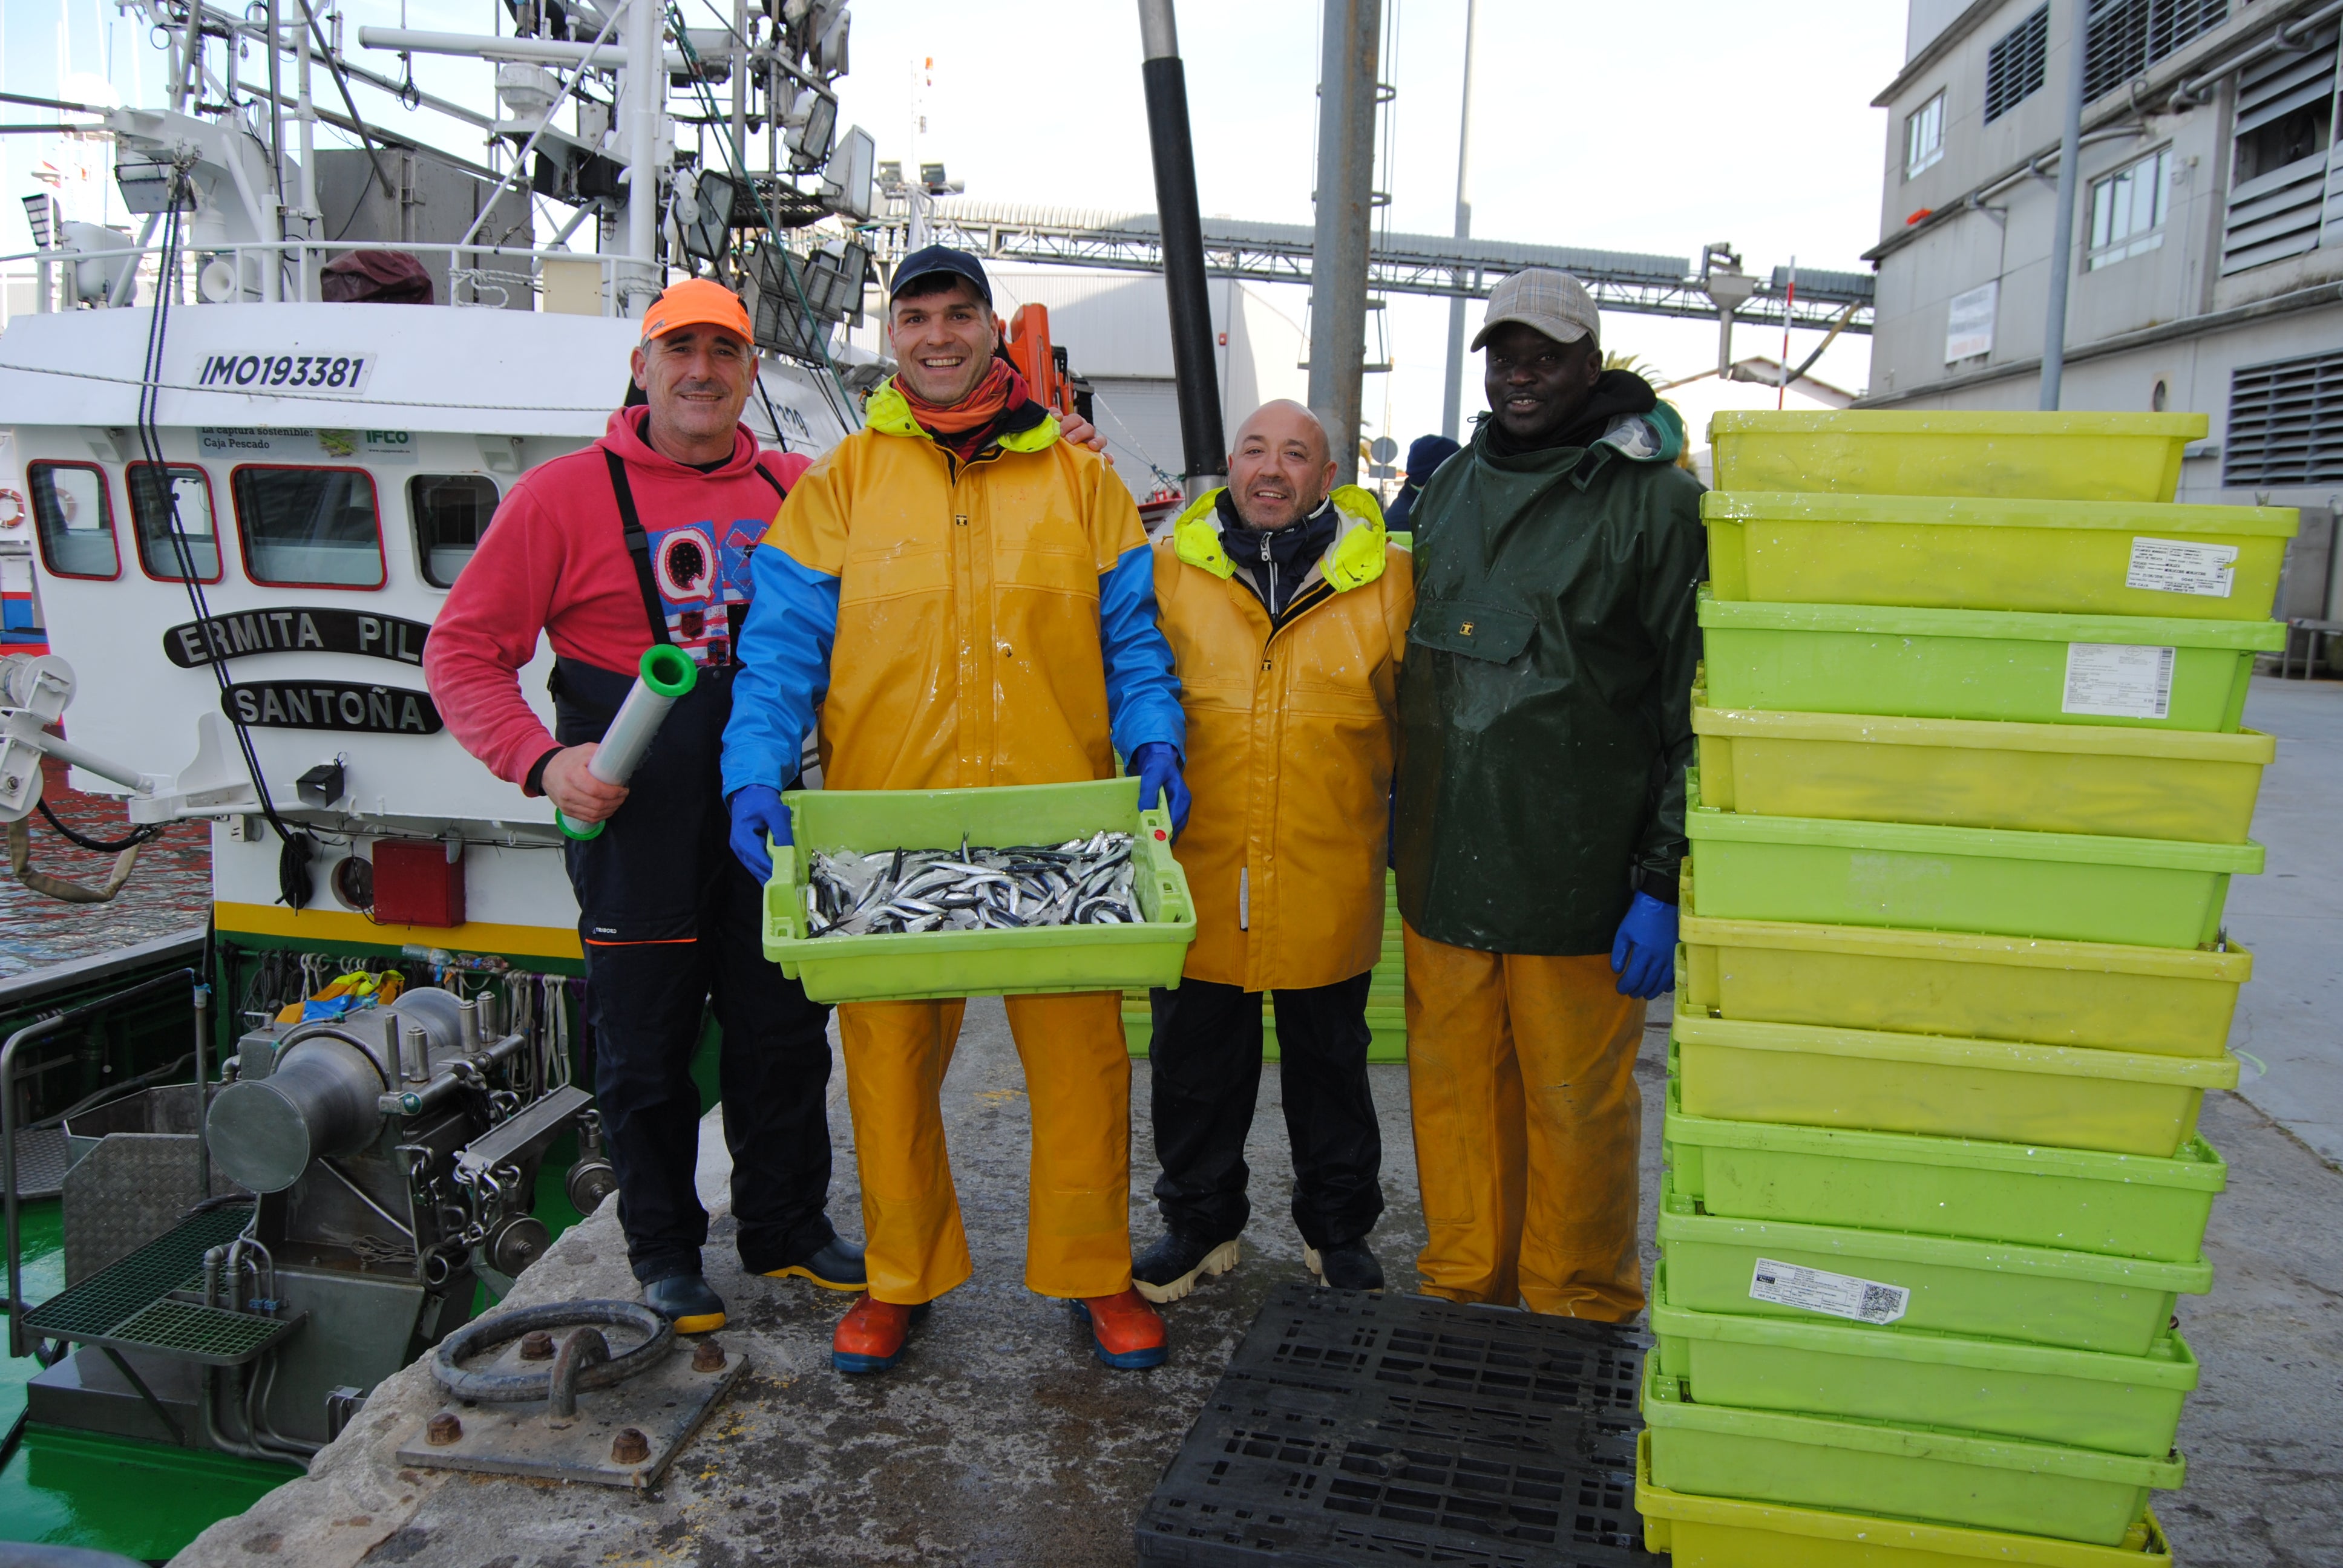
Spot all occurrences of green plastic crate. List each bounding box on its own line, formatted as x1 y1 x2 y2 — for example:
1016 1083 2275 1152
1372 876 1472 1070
1686 771 2260 949
1642 1361 2184 1547
1692 701 2275 844
1657 1175 2211 1355
1702 490 2295 619
1678 872 2252 1058
1636 1433 2174 1568
1671 1015 2236 1158
760 779 1196 1004
1698 590 2284 731
1124 871 1408 1061
1663 1083 2226 1262
1707 410 2204 502
1651 1264 2198 1457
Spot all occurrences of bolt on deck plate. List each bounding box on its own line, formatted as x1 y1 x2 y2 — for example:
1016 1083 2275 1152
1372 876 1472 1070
396 1337 749 1489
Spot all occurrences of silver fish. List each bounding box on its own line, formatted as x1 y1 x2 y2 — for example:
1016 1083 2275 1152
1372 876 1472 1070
805 832 1145 938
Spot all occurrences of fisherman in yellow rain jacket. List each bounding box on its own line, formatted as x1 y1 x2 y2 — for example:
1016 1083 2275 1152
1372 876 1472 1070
1133 400 1412 1302
720 246 1191 1374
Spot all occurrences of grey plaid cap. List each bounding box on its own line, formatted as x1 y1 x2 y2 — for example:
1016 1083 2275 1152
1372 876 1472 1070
1471 269 1601 351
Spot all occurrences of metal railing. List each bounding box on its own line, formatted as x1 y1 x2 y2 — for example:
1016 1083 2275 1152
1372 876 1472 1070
1 237 652 318
4 966 204 1361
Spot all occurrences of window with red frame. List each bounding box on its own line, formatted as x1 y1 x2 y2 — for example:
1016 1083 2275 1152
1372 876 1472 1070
128 462 224 582
27 461 119 580
231 465 385 589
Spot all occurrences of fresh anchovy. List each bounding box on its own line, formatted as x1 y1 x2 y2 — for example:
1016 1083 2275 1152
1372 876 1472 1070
804 834 1145 938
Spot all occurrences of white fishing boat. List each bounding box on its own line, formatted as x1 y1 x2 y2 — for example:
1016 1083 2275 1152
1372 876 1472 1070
0 3 876 1548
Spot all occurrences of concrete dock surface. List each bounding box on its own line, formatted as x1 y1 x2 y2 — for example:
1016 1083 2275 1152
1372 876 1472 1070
172 678 2343 1567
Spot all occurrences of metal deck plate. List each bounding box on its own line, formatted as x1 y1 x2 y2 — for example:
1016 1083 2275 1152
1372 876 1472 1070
25 1203 254 1341
83 1299 306 1367
396 1341 749 1490
10 1126 70 1200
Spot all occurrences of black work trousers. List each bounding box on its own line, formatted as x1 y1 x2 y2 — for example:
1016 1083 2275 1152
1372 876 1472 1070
1147 971 1384 1251
559 656 837 1284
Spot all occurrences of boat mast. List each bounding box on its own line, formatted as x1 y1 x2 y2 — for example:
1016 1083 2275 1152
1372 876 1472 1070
621 0 661 307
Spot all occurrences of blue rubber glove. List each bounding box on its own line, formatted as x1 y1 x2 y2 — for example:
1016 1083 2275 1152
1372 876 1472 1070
727 785 793 882
1130 742 1191 841
1609 890 1679 1001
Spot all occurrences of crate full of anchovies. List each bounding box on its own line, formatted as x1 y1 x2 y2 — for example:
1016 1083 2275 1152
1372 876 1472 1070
759 777 1198 1003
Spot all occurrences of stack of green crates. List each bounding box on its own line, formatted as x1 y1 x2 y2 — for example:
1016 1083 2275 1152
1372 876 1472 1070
1639 411 2293 1568
1124 870 1406 1062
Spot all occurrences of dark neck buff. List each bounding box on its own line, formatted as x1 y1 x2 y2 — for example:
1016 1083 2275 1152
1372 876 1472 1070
899 359 1049 462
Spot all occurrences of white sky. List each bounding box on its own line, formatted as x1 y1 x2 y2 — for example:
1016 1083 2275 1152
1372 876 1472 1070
2 0 1908 450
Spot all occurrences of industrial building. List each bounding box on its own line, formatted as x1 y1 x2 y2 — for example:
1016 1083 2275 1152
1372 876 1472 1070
1868 0 2343 623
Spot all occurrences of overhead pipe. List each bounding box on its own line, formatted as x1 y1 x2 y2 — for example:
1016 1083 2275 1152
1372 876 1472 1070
1137 1 1228 499
2168 0 2343 109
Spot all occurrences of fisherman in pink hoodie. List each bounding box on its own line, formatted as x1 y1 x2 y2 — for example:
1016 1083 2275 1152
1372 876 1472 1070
424 279 859 1332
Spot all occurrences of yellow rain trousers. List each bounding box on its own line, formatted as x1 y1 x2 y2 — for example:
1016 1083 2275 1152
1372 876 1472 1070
842 991 1132 1305
1401 923 1645 1321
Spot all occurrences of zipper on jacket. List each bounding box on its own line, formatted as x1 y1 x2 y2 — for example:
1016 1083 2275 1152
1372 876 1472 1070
1239 866 1250 930
1257 530 1277 616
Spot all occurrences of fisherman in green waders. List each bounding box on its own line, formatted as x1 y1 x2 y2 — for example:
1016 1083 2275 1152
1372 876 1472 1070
1393 268 1703 1321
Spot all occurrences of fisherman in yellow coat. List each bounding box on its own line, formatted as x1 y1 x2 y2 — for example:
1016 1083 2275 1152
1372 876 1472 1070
1133 400 1412 1301
721 247 1191 1374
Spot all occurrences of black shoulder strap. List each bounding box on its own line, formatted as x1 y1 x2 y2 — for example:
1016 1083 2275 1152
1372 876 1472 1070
750 460 789 503
603 448 672 646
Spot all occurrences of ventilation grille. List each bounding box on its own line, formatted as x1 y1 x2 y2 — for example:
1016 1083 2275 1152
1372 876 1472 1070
2221 30 2339 276
2085 0 2229 102
1987 7 2051 124
2225 350 2343 486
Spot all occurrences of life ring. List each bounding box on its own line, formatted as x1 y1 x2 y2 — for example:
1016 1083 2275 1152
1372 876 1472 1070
0 488 24 531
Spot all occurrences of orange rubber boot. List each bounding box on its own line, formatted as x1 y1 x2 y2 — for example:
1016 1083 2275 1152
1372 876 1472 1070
832 1293 929 1374
1076 1288 1168 1370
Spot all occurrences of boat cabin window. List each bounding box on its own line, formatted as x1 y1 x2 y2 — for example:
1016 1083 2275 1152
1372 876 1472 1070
231 465 387 589
409 474 500 588
27 462 119 580
128 463 223 582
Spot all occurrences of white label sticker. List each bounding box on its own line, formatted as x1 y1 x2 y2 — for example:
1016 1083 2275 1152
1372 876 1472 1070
2063 642 2176 720
1749 1258 1910 1325
2126 537 2238 598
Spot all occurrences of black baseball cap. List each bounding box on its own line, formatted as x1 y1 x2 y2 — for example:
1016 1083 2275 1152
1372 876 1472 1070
890 244 992 306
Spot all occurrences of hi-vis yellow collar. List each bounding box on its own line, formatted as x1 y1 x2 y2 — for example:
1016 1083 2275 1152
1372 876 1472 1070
863 377 1061 453
1172 484 1388 592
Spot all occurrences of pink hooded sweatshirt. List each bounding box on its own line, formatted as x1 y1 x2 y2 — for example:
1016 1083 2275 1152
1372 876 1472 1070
422 405 811 790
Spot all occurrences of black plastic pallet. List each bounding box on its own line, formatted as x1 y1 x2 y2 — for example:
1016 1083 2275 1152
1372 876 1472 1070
1221 1284 1644 1462
1137 1289 1658 1567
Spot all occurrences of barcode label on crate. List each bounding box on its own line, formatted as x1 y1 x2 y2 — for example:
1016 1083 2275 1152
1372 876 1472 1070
2127 537 2238 598
2063 642 2175 719
1749 1258 1910 1324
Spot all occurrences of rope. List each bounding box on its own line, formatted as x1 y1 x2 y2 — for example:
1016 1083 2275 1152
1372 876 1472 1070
8 817 137 903
0 355 620 414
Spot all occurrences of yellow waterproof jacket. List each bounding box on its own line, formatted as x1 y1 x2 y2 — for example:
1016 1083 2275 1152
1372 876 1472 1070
1153 485 1412 991
726 381 1185 797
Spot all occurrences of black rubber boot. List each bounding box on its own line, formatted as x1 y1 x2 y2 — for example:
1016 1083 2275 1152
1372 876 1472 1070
1305 1239 1385 1293
644 1272 727 1332
764 1235 868 1292
1132 1230 1242 1304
